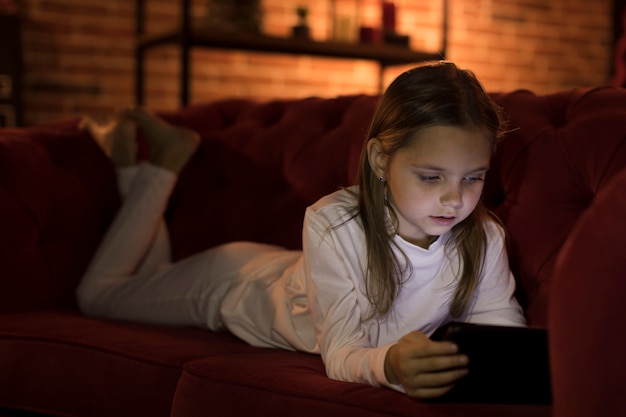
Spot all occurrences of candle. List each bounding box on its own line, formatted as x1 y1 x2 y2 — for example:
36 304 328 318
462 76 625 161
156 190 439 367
382 1 396 32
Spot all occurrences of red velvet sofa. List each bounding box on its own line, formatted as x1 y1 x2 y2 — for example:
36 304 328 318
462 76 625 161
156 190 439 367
1 87 625 417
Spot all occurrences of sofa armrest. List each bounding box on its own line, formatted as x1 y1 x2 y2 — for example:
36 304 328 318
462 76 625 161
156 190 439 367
549 167 626 417
0 126 120 312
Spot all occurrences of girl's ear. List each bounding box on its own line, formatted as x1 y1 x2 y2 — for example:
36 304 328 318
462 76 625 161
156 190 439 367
366 138 387 179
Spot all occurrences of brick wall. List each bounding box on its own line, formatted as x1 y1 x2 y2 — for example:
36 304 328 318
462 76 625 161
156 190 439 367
18 0 613 125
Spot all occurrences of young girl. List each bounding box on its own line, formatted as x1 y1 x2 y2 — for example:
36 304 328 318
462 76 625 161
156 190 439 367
77 61 525 400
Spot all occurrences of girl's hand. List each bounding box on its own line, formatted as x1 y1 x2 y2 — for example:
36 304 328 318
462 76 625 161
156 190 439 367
384 330 469 399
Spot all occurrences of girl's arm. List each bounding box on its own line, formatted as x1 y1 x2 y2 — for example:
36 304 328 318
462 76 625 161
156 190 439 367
302 205 468 396
303 206 393 388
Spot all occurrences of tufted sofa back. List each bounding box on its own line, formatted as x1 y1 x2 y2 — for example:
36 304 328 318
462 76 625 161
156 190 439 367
0 88 624 327
161 87 626 327
158 95 377 259
486 87 626 325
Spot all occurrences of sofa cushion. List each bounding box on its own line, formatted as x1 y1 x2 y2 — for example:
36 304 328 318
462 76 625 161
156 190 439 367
0 310 250 417
171 349 552 417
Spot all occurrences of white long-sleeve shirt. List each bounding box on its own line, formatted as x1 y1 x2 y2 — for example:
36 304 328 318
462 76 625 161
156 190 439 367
220 186 525 389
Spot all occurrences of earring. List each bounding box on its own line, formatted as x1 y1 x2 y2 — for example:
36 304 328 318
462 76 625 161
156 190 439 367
378 176 385 182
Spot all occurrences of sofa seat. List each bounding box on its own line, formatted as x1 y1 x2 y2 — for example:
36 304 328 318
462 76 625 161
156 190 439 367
172 349 552 417
0 310 249 417
0 310 553 417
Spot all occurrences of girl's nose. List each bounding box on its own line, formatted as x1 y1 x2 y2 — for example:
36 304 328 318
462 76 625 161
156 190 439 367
441 185 463 208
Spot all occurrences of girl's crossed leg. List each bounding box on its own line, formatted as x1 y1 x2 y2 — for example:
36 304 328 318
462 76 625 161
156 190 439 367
76 109 280 329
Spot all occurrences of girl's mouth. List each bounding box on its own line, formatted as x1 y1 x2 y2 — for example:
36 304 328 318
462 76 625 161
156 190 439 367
430 216 456 226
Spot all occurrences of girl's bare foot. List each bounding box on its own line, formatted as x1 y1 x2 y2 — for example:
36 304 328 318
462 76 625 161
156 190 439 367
78 115 138 167
120 107 200 174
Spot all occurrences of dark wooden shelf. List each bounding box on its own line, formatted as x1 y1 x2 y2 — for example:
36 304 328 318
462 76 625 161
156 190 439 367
134 0 448 106
137 29 443 67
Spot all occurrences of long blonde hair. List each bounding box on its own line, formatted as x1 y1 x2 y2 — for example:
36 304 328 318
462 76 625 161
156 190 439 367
355 61 507 318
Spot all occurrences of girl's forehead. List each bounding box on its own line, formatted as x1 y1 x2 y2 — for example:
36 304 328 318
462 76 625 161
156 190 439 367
397 125 492 167
406 125 491 150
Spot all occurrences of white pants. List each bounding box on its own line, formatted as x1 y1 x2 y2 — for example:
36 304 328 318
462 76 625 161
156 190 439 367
76 163 283 330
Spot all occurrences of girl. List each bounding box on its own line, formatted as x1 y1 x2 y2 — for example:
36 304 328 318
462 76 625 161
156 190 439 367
77 61 525 400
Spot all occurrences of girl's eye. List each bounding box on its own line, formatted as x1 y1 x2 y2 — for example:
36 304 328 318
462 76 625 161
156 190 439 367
419 175 441 183
464 176 485 183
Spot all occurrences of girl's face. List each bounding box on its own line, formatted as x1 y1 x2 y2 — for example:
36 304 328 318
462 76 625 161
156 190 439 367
368 125 492 249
